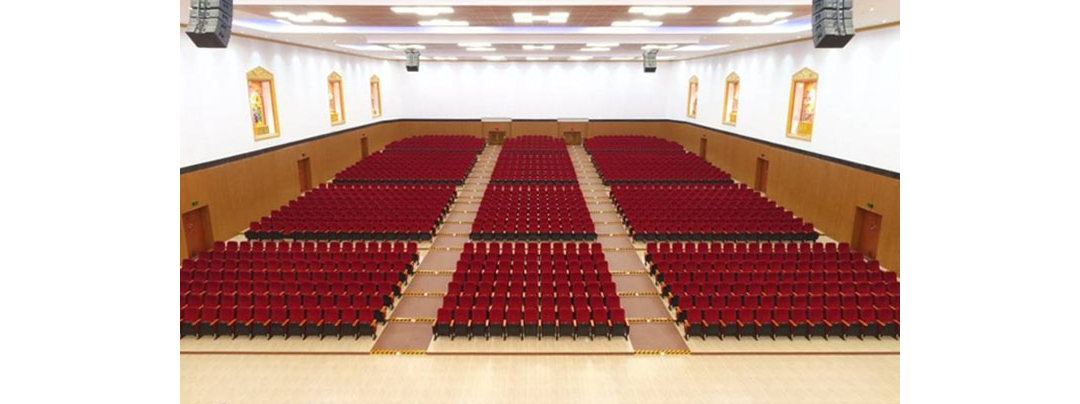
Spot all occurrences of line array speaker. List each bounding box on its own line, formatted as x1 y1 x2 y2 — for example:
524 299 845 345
186 0 233 48
812 0 855 48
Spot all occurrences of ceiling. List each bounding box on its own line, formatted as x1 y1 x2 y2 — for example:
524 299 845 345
182 1 900 62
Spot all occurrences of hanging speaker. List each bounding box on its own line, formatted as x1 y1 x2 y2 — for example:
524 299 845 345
405 49 421 72
186 0 233 48
812 0 855 48
643 49 659 73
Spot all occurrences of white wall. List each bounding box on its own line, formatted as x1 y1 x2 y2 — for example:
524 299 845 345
179 30 405 167
395 61 670 119
663 26 901 172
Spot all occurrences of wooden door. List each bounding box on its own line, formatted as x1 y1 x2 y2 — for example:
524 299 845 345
754 158 769 193
852 207 883 259
564 131 581 145
361 136 369 158
182 206 212 258
699 137 707 158
488 131 506 145
298 157 312 193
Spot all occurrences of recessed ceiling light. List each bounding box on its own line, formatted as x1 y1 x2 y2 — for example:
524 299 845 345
526 56 550 61
484 56 507 61
580 47 611 52
466 47 496 52
269 11 346 24
718 11 792 24
611 20 662 27
458 42 491 48
641 44 678 50
586 42 619 48
337 44 392 51
513 12 570 24
628 7 692 16
522 44 555 51
674 44 729 52
433 56 459 61
568 56 593 61
387 44 426 50
390 7 454 16
418 19 469 26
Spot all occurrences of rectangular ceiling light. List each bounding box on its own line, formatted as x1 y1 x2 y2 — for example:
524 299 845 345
483 56 507 61
458 42 491 48
337 44 392 51
513 12 570 24
611 20 662 27
522 44 555 51
387 44 426 50
269 11 346 24
641 44 678 50
418 19 469 26
628 7 692 16
466 47 496 52
718 11 792 24
674 44 729 52
580 47 611 52
526 57 550 61
568 56 593 61
610 56 635 61
585 42 619 48
390 7 454 16
433 56 459 61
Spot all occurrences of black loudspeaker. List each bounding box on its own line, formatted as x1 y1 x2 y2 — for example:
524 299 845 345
643 49 659 73
186 0 233 48
812 0 855 48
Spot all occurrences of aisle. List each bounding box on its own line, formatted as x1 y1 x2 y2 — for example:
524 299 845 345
568 145 690 353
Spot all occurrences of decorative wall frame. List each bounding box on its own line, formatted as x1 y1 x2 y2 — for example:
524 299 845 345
370 75 383 118
722 72 740 126
686 75 699 118
328 72 345 125
246 66 281 141
786 67 819 141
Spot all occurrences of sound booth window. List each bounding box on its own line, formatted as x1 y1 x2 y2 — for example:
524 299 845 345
723 72 740 126
328 72 345 125
786 67 818 141
246 66 280 141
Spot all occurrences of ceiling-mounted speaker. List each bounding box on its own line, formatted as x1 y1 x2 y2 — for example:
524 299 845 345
643 49 659 73
405 49 421 72
186 0 233 48
812 0 855 48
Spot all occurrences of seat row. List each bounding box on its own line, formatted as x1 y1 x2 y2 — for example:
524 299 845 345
434 305 628 340
591 152 733 184
583 135 685 152
181 280 401 304
333 150 478 184
205 240 417 255
472 185 595 241
501 135 569 151
181 304 379 340
646 241 856 263
382 135 485 153
682 306 899 340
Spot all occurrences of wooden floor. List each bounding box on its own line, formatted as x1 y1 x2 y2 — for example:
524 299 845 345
182 145 900 403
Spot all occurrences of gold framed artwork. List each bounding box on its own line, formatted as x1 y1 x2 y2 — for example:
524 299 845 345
686 75 699 118
246 66 281 141
786 67 819 141
722 72 740 126
328 72 345 125
369 75 383 118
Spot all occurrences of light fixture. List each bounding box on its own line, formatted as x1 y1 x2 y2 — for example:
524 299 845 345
387 44 426 50
674 44 729 51
432 56 458 61
611 20 662 27
641 44 678 50
458 42 491 48
526 56 550 61
522 44 555 51
269 11 346 24
466 47 496 52
610 56 635 61
390 7 454 16
628 7 691 16
513 12 570 24
483 56 507 61
772 19 789 25
718 11 792 24
580 47 611 52
586 42 619 48
568 56 593 61
337 44 392 51
418 19 469 26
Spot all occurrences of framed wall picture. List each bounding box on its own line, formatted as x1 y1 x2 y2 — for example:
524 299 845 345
686 75 699 118
786 67 819 141
370 75 383 118
328 71 345 125
246 66 280 141
722 72 740 126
